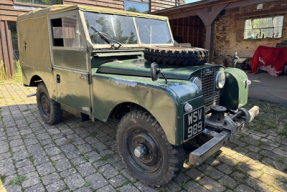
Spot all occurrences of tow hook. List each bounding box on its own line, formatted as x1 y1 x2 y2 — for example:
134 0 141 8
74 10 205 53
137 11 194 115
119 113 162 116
27 93 36 98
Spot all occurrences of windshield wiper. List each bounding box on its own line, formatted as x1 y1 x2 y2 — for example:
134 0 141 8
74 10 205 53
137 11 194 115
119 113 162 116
90 26 122 50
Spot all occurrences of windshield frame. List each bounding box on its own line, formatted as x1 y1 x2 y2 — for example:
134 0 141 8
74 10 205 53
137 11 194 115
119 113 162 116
79 10 174 49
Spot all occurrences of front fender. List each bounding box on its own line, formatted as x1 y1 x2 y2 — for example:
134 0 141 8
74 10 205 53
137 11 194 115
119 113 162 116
92 74 201 145
222 68 249 110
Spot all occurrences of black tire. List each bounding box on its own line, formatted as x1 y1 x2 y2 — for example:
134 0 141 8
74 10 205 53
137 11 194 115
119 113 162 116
144 46 209 66
36 83 62 125
117 110 185 187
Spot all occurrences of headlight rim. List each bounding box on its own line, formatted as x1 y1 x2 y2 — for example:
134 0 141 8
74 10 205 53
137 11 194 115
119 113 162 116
215 71 226 89
190 77 202 91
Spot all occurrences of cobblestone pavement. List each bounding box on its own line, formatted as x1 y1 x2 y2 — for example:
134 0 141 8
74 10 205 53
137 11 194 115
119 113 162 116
0 82 287 192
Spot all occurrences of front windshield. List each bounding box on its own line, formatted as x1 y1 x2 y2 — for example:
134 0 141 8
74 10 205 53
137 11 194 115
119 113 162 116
84 12 138 45
135 18 172 44
84 12 173 46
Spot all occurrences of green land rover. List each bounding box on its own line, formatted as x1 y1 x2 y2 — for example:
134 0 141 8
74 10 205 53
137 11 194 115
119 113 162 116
17 5 259 187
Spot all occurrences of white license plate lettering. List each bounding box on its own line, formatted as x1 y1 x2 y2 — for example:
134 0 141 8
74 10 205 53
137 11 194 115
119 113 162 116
193 111 198 122
198 121 202 132
184 107 204 141
193 124 198 135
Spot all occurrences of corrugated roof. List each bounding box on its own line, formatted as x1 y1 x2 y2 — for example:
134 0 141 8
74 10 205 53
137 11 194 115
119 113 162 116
18 4 169 22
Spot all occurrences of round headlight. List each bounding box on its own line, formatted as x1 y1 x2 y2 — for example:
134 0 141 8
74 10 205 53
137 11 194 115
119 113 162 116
216 71 226 89
191 77 202 91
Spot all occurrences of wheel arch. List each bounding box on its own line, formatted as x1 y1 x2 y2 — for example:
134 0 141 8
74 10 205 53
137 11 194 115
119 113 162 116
109 102 149 120
29 75 43 87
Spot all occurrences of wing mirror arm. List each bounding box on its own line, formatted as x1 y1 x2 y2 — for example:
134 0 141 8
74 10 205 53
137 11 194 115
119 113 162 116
150 63 168 85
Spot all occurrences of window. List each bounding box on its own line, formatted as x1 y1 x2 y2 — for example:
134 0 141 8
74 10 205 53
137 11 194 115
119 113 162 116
84 12 138 45
51 16 83 47
244 16 284 39
135 18 172 44
15 0 60 6
124 0 150 13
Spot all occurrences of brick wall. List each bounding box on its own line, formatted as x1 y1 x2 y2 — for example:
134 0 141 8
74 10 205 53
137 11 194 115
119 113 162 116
214 0 287 58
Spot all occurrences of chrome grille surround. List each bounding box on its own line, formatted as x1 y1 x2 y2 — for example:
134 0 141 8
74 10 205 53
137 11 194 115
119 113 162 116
201 68 219 112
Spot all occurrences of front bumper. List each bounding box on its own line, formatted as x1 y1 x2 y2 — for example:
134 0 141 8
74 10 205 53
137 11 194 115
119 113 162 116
189 106 259 166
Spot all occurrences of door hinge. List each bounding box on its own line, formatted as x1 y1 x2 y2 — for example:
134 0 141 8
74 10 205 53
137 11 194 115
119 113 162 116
80 74 91 84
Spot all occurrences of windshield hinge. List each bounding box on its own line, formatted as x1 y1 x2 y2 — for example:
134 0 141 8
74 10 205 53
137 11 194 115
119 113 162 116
87 74 92 84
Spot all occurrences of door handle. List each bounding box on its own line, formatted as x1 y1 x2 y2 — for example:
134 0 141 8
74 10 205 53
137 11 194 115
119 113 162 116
56 74 60 83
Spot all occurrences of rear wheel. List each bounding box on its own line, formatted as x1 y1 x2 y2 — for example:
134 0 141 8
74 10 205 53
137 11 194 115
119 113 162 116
36 83 62 125
117 110 185 187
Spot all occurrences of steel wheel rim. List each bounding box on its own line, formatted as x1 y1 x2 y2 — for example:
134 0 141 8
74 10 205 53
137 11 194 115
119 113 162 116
126 126 162 174
40 92 50 118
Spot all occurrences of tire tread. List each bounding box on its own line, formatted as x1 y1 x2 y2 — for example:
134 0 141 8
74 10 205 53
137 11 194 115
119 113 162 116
117 110 184 187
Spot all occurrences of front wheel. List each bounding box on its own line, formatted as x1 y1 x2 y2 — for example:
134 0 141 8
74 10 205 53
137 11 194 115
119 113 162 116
36 83 62 125
117 110 185 187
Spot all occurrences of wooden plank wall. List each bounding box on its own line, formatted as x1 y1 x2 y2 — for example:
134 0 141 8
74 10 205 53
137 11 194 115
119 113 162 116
170 16 206 48
151 0 176 12
0 0 27 21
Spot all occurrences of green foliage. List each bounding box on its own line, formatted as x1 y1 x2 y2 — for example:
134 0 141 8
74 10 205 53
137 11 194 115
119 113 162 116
0 60 8 80
9 176 27 186
98 154 112 161
126 7 140 13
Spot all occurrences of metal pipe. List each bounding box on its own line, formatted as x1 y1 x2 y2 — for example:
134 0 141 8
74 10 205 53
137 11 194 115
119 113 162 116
27 93 36 98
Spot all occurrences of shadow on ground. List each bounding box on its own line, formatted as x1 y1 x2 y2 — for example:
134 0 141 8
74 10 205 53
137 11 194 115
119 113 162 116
0 82 287 192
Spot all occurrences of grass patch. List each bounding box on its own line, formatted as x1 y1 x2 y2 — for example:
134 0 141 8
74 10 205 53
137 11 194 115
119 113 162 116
64 139 73 145
89 132 97 137
82 155 89 162
178 180 188 190
22 109 29 112
9 176 27 186
122 181 129 185
52 161 56 166
84 182 90 187
26 122 31 126
98 154 112 162
0 60 8 80
93 148 100 154
0 174 6 182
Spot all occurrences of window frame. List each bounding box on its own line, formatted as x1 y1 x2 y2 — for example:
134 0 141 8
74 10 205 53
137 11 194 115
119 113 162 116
13 0 61 7
124 0 151 14
47 10 88 71
244 15 284 40
80 11 174 49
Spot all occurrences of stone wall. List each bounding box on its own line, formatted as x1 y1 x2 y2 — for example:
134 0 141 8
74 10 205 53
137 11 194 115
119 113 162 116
214 0 287 58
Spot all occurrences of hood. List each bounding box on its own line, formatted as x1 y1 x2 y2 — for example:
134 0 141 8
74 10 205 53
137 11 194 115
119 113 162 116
97 58 220 80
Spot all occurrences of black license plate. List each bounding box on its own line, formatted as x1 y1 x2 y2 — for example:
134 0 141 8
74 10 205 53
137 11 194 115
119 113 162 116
183 107 204 141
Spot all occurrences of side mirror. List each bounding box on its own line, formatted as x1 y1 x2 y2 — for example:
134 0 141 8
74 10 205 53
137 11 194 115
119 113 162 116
150 63 161 81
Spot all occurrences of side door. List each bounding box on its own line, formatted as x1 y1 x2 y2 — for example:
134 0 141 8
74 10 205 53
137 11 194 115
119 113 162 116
48 10 91 114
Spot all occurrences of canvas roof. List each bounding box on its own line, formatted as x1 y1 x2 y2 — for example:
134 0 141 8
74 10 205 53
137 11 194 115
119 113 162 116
18 4 168 22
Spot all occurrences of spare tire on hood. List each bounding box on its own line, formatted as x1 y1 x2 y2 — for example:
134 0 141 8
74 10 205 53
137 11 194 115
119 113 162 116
144 46 209 66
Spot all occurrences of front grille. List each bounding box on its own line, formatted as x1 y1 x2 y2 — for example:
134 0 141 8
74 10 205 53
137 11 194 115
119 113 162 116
201 68 219 112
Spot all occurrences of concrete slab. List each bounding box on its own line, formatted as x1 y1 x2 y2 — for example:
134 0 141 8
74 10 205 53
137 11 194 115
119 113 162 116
247 72 287 106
